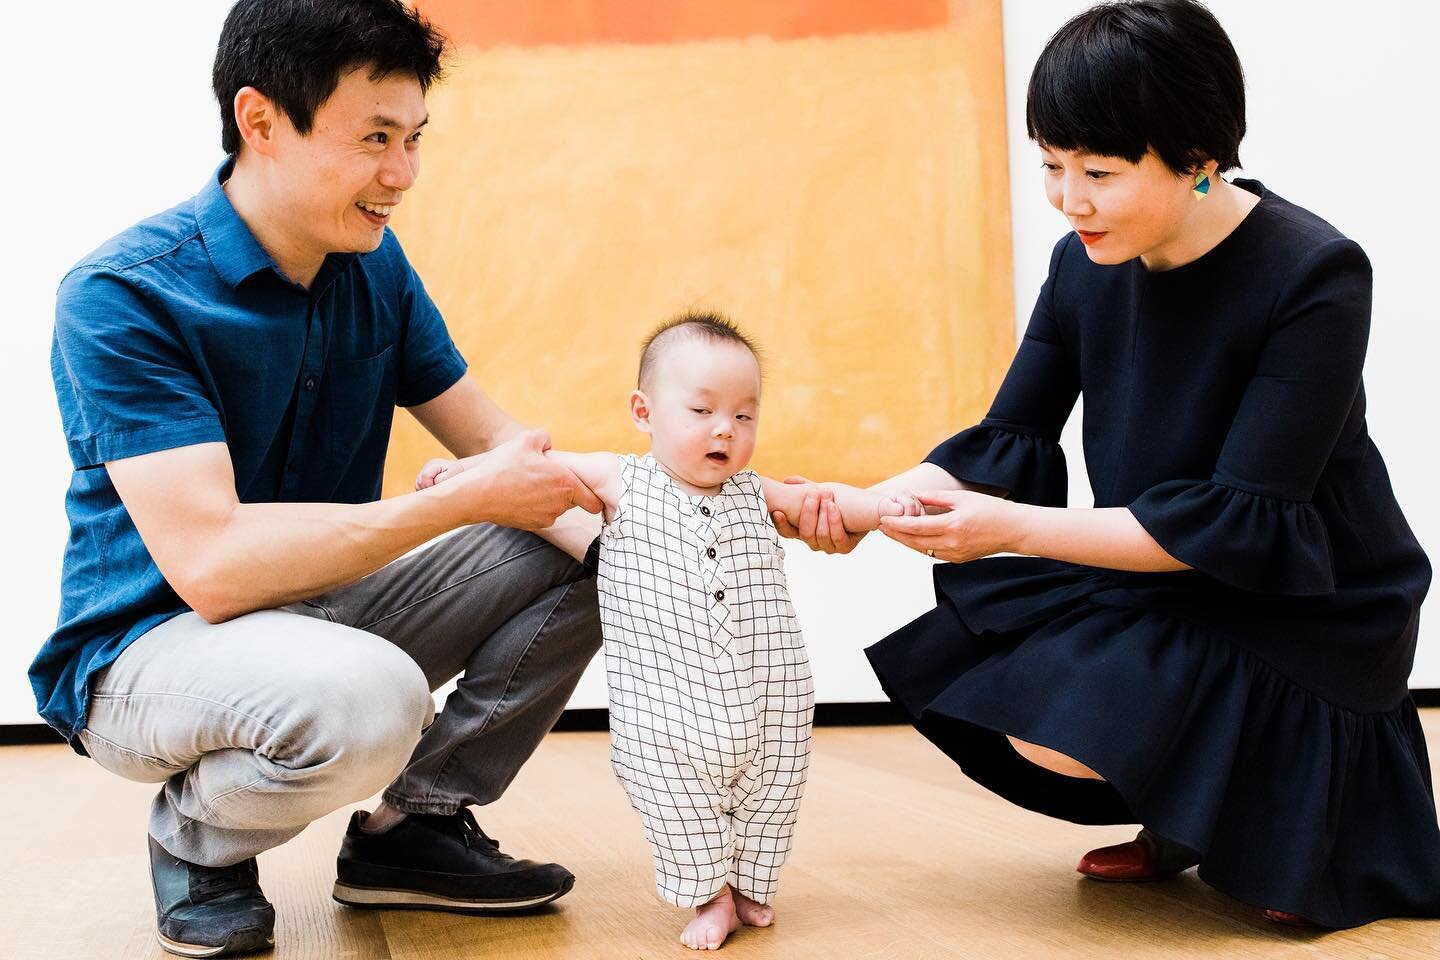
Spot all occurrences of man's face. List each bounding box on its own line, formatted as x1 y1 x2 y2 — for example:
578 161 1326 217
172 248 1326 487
268 66 428 260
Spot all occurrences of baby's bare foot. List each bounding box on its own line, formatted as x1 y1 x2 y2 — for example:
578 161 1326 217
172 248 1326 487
680 886 741 950
732 890 775 927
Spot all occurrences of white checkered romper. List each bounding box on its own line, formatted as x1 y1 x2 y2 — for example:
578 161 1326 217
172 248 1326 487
598 453 815 908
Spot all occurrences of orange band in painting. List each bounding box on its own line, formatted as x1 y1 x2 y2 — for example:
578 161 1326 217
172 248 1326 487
413 0 952 49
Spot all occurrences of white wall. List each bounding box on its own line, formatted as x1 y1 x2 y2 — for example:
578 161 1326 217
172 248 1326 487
2 1 1436 725
1 2 237 725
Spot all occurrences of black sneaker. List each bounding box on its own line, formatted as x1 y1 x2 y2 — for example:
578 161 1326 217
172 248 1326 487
333 808 575 912
148 836 275 958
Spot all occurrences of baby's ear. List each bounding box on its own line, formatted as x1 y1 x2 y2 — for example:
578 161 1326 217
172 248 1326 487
629 390 653 433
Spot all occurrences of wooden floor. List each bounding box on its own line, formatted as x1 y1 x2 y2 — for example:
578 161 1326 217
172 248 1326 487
5 717 1440 960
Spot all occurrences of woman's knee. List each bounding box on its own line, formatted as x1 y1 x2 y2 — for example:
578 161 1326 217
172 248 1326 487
1006 735 1105 780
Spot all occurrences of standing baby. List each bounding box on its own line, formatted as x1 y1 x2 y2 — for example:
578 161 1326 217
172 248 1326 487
421 313 917 949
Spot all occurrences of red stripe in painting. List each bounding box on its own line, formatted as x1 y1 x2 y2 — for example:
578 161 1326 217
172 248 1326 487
414 0 952 49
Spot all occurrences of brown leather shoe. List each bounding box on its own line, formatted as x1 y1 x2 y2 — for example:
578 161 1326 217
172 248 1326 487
1262 908 1314 926
1077 828 1200 882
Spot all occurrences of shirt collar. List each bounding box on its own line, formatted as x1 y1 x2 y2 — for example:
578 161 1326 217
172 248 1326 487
194 157 276 289
311 249 357 297
194 157 358 294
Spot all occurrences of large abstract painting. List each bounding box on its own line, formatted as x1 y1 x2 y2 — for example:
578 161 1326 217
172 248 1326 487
385 0 1014 493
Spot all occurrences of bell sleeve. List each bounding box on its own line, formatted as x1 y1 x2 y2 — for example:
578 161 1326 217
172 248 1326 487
926 236 1079 507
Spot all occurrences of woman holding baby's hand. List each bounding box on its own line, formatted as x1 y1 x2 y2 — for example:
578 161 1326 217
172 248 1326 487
780 0 1438 931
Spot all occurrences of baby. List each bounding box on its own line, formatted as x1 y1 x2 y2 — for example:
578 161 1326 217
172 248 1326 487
420 312 918 949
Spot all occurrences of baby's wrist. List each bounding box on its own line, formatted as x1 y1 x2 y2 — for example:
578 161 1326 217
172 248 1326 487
869 492 891 526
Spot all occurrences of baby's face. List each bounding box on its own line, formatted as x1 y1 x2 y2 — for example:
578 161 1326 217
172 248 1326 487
635 338 761 495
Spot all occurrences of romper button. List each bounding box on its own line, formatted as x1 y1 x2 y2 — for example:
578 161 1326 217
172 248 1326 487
714 590 725 602
707 547 717 559
304 376 316 391
700 506 711 517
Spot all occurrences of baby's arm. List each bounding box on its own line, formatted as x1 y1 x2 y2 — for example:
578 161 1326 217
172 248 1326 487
760 477 921 534
416 451 622 564
539 451 622 562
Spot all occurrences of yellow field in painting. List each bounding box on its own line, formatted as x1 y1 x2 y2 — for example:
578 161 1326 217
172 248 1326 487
387 25 1014 492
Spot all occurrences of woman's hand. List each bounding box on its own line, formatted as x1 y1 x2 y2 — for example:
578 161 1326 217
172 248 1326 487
877 489 1019 563
770 476 868 555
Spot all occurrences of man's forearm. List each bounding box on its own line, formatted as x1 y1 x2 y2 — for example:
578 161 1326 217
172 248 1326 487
408 376 528 459
184 485 473 622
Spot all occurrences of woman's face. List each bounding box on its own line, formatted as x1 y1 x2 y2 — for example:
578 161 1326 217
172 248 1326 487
1040 146 1204 266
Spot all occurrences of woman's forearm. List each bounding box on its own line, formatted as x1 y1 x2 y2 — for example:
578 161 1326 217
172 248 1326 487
1006 504 1189 573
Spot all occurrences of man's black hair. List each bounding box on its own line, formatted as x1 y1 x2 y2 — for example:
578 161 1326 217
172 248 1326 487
1026 0 1245 173
212 0 447 156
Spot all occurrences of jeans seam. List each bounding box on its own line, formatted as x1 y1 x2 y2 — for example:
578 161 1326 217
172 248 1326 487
87 691 283 743
78 727 176 769
407 580 575 807
153 743 326 849
197 772 274 820
153 771 275 851
302 599 337 623
354 541 556 633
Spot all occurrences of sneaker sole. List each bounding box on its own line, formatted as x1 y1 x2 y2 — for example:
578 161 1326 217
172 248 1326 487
332 874 575 913
156 929 274 958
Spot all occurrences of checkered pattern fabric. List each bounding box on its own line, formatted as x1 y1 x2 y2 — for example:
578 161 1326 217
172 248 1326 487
598 453 814 907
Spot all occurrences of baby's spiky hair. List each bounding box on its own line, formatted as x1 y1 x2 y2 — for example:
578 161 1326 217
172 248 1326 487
637 311 761 392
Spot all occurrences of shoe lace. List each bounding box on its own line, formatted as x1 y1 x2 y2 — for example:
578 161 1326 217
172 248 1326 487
453 808 505 856
191 859 259 901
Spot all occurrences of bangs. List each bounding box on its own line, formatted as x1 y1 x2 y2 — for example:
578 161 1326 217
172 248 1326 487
1024 1 1240 174
1025 17 1150 164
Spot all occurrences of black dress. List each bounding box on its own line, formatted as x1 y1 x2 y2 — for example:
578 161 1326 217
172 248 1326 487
866 180 1437 929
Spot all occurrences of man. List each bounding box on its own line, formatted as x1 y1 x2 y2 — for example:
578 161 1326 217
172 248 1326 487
33 1 605 955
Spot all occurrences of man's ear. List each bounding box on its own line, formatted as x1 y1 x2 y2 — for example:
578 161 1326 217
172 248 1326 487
233 86 282 158
629 390 653 434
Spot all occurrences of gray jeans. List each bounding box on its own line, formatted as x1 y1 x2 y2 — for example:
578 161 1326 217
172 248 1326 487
77 524 600 868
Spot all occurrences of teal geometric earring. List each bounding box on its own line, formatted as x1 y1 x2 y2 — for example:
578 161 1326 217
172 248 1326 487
1192 170 1212 199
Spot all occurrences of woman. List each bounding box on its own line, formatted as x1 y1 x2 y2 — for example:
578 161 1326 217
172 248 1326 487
777 0 1436 929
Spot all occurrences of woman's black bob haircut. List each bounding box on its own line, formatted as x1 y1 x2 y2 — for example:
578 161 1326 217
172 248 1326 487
1026 0 1245 174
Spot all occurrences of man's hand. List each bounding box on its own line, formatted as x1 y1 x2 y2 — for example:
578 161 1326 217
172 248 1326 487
436 430 602 530
769 475 869 555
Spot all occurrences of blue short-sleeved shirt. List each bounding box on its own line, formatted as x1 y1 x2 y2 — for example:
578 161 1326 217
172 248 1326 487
33 159 468 748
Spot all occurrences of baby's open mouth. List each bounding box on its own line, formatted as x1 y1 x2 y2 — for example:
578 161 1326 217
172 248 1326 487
707 452 729 463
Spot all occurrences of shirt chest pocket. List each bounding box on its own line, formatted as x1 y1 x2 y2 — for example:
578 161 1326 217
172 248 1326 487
722 531 791 601
320 345 397 482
